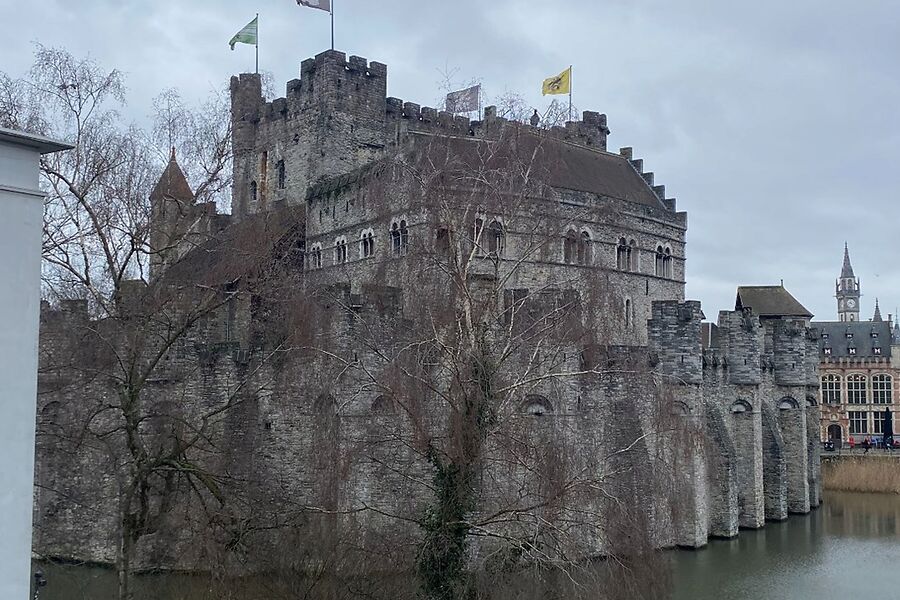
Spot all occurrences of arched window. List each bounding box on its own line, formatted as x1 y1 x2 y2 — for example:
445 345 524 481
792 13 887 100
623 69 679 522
664 247 673 278
872 374 892 404
391 220 409 256
520 395 553 417
624 298 632 328
578 231 591 264
473 217 485 248
359 229 375 259
731 399 752 414
778 397 799 410
628 239 637 271
391 222 401 256
847 374 867 405
334 237 348 264
399 220 409 255
655 245 665 276
821 374 841 405
309 243 323 270
563 230 578 263
250 180 258 203
487 220 504 256
616 237 629 270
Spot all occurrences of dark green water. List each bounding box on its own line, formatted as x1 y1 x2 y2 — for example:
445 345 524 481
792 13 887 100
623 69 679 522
33 492 900 600
672 491 900 600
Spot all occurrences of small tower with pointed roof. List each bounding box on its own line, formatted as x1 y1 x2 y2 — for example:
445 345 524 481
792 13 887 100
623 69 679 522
149 148 195 278
836 243 860 322
873 298 883 322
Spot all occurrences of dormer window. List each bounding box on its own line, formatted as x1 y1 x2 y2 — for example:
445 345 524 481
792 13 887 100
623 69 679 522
822 333 829 340
846 332 854 340
874 347 882 355
848 347 857 355
823 347 832 356
872 332 879 339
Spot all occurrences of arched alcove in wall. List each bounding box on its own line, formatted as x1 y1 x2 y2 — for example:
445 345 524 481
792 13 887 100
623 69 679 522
520 395 553 417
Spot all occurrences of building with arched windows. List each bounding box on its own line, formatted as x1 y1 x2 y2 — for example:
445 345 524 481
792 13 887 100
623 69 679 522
815 245 900 445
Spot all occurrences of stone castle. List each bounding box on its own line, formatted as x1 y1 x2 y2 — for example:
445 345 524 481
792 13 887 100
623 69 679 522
33 49 821 570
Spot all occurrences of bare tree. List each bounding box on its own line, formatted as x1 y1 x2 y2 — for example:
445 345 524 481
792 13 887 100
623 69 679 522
238 126 687 600
0 46 266 600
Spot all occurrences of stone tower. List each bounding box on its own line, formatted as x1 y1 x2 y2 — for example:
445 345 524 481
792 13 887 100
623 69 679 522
149 148 195 278
229 51 388 219
835 243 860 322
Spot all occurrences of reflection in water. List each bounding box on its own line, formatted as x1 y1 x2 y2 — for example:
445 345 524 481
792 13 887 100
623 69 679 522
672 491 900 600
32 492 900 600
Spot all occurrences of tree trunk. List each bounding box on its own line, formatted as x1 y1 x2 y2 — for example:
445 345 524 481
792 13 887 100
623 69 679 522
117 525 132 600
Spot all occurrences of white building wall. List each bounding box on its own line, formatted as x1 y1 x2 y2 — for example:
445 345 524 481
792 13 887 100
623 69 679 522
0 130 69 600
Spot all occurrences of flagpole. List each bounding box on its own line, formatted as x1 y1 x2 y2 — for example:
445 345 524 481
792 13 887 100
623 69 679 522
255 13 259 73
331 1 335 50
568 65 572 122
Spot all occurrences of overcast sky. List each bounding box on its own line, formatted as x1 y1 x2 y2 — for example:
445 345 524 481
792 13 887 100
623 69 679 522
4 0 898 322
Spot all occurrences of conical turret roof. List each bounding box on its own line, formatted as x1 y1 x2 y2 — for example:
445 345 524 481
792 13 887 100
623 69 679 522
150 147 194 203
841 242 855 279
874 298 883 322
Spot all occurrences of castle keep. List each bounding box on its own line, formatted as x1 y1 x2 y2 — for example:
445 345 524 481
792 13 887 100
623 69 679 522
33 49 821 571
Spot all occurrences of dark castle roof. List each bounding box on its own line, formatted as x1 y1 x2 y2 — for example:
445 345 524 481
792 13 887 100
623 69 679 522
307 131 671 212
163 206 304 287
815 321 893 359
507 134 667 209
735 285 813 318
150 148 194 203
420 132 669 210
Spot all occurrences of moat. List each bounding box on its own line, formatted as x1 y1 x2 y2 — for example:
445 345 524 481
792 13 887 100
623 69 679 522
33 492 900 600
672 491 900 599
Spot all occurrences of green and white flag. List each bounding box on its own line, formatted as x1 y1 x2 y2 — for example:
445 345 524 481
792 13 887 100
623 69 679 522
229 16 258 50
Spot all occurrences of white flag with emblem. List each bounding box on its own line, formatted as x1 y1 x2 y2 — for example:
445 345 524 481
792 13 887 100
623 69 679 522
297 0 331 11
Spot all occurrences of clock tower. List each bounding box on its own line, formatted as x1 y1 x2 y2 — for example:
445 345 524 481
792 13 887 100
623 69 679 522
836 243 860 322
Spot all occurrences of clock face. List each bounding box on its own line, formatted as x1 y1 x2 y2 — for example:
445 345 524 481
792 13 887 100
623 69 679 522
848 299 856 308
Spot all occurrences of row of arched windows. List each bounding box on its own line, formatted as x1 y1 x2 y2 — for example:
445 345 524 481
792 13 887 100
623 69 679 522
730 397 808 414
307 217 676 275
569 232 674 278
307 221 409 269
820 373 893 405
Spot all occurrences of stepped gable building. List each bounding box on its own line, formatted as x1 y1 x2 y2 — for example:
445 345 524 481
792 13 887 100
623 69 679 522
33 49 821 569
817 245 900 446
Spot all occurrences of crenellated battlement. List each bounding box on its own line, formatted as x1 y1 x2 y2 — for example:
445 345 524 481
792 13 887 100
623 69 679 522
230 49 627 219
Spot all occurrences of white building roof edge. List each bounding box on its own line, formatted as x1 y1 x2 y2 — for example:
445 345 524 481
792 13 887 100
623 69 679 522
0 127 72 154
